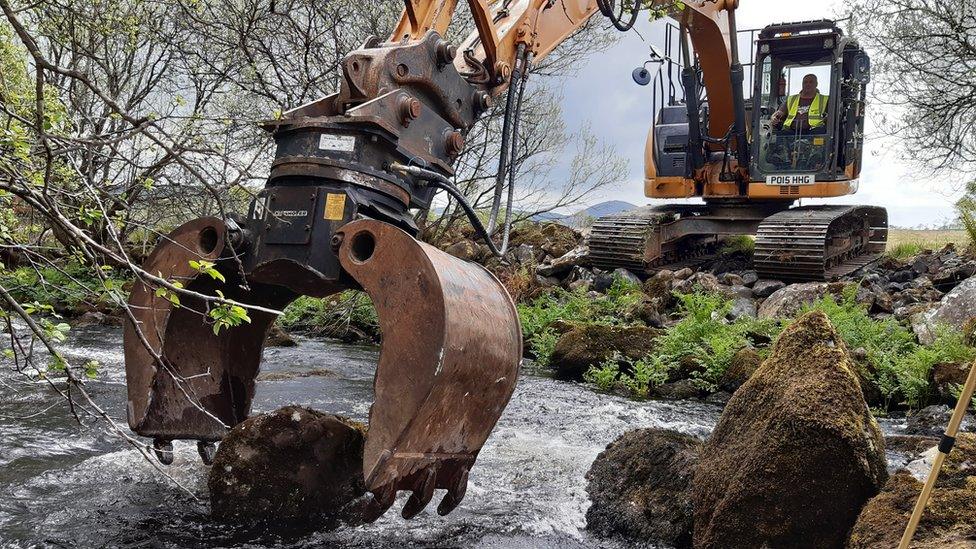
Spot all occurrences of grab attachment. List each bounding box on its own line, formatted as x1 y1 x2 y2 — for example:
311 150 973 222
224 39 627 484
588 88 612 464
123 213 521 520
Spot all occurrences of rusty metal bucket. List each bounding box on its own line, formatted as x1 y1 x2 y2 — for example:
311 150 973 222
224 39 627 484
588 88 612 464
123 217 521 519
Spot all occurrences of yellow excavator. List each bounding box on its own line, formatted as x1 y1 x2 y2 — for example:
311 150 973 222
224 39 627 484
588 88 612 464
122 0 886 521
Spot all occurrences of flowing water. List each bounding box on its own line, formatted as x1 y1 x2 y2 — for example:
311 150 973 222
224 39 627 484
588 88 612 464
0 326 725 548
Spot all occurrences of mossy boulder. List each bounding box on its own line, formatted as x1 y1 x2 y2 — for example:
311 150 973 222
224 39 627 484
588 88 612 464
847 434 976 548
549 324 660 380
692 311 888 549
585 429 701 547
717 347 762 393
208 406 366 529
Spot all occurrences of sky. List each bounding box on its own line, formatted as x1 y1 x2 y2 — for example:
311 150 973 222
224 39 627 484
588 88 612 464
541 0 966 227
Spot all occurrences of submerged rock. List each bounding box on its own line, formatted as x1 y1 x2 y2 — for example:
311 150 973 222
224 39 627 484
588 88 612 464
848 435 976 548
692 311 888 549
549 325 659 380
585 428 701 547
265 324 297 347
209 406 366 529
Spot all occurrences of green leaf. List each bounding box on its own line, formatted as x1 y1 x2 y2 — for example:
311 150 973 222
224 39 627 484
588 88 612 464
83 360 100 379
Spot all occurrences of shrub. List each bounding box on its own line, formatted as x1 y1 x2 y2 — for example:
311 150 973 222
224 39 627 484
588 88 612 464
279 291 378 339
803 285 976 409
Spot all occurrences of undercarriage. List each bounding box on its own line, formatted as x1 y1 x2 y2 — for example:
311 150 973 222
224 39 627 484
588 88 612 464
588 202 889 281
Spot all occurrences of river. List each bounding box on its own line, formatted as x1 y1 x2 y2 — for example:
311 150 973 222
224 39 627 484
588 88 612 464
0 326 728 548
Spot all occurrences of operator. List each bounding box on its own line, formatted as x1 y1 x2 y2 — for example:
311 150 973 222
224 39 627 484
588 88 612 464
771 73 828 132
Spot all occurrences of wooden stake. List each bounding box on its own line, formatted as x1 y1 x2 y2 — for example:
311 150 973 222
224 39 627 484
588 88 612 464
898 359 976 549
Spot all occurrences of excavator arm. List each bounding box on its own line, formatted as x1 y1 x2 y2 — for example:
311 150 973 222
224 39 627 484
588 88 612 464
122 0 741 521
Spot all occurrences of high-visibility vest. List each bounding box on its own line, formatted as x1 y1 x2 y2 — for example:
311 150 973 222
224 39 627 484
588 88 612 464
784 93 828 129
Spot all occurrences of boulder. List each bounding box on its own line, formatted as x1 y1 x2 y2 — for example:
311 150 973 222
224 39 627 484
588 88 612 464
673 272 722 295
509 222 580 259
537 246 587 278
914 277 976 345
673 267 694 280
209 406 367 528
612 268 642 287
758 282 828 319
585 429 701 547
728 297 757 320
510 243 538 265
718 272 744 286
933 362 972 403
444 239 480 261
692 311 888 549
653 379 702 400
643 275 676 312
905 405 956 437
717 347 761 393
848 435 976 548
549 325 660 380
752 279 786 298
740 270 759 287
265 324 297 347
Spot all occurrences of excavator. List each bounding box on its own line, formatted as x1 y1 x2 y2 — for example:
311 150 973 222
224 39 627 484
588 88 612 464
122 0 885 522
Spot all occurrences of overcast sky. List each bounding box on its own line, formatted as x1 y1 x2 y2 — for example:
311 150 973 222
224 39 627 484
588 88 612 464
542 0 964 227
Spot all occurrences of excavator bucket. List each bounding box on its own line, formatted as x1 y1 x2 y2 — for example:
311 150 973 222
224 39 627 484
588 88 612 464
124 216 521 518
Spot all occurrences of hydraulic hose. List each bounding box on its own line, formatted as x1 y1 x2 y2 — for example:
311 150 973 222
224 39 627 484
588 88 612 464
488 43 526 234
500 49 532 255
597 0 641 31
390 163 507 260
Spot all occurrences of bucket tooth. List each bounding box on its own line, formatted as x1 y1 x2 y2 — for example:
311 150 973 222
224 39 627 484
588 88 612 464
335 219 522 518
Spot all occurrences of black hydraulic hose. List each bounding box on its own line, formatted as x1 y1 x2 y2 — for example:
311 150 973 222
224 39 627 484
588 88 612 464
501 49 532 254
488 43 526 234
597 0 641 31
390 163 507 260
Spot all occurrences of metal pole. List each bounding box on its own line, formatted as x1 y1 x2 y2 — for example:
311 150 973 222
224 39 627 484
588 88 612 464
898 359 976 548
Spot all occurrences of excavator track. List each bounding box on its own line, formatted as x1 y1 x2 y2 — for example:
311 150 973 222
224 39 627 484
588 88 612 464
588 205 719 273
754 205 888 281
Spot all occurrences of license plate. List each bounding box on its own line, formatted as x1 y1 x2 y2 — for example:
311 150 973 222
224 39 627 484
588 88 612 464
766 174 815 185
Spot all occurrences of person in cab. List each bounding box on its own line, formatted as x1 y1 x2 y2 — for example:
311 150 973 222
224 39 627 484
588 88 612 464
771 73 828 132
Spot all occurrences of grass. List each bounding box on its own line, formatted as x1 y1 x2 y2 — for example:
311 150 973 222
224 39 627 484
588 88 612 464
886 229 969 259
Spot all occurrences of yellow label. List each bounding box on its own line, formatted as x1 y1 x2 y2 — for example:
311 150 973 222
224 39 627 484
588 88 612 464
324 193 346 221
813 137 825 146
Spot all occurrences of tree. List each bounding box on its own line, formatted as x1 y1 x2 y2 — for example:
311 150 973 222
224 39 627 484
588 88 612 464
847 0 976 174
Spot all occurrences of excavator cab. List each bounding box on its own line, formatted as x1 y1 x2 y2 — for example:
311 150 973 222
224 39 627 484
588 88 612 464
750 20 871 184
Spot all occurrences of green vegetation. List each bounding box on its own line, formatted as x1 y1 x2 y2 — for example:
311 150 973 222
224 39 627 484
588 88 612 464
520 275 976 409
0 261 129 314
279 292 379 340
517 277 646 365
719 235 755 258
581 292 781 397
800 285 976 409
885 229 970 258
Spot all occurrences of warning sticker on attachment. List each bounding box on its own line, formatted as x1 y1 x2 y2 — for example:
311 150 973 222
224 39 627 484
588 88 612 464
324 193 347 221
318 133 355 152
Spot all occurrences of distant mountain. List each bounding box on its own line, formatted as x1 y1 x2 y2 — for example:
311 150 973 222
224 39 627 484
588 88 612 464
578 200 638 219
530 200 638 225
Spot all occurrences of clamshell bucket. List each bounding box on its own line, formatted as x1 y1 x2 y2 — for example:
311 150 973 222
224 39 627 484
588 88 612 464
124 216 521 518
